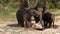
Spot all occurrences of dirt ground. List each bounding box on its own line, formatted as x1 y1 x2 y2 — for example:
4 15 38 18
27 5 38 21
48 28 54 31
0 16 60 34
0 10 60 34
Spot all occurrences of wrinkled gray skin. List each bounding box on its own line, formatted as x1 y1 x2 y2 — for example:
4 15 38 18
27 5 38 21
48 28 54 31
43 12 55 28
24 8 40 28
38 8 43 24
16 8 40 28
16 8 31 27
33 3 47 26
25 8 40 28
27 8 39 17
28 8 44 24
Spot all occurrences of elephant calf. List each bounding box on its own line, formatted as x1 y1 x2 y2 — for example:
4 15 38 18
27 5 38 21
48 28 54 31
43 12 55 28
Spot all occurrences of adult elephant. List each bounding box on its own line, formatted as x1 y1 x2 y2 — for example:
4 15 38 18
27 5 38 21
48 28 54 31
16 8 39 28
16 8 28 27
33 3 47 25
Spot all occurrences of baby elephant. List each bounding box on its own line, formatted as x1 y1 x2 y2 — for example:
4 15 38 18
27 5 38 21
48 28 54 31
43 12 55 28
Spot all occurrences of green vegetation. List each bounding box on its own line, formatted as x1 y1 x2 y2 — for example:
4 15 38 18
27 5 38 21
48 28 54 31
0 8 19 21
49 8 58 12
0 0 60 21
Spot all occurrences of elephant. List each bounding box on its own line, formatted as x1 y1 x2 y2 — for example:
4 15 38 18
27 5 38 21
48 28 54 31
16 8 39 28
43 12 55 28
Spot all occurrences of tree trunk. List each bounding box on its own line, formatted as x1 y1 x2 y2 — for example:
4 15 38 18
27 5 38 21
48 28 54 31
45 0 49 9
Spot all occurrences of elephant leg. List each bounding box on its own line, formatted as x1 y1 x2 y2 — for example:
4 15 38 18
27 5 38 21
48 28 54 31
44 22 48 28
34 16 40 23
17 16 24 27
40 15 43 26
48 22 52 28
18 20 24 27
28 15 32 28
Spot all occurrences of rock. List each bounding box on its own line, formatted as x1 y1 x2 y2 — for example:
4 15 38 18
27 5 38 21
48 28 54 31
32 23 43 29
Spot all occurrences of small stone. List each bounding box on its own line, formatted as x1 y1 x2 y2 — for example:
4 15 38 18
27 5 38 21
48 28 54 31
32 23 43 29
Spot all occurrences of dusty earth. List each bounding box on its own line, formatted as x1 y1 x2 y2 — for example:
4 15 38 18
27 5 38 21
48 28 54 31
0 16 60 34
0 10 60 34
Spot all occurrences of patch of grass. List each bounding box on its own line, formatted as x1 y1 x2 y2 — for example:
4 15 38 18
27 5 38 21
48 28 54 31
49 8 58 12
49 9 60 16
0 8 18 21
0 13 16 21
55 14 60 16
